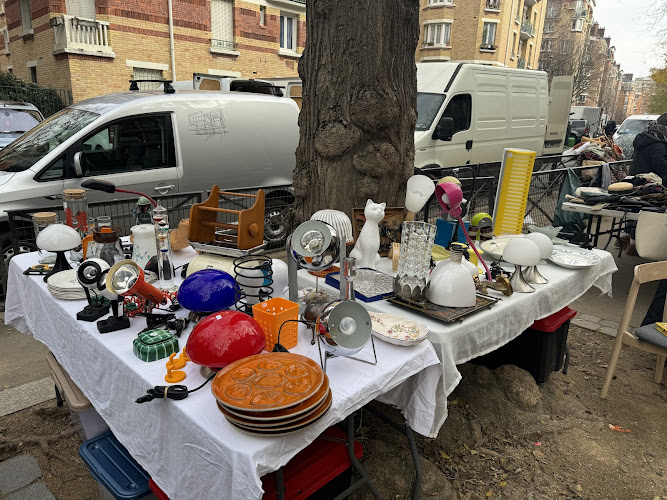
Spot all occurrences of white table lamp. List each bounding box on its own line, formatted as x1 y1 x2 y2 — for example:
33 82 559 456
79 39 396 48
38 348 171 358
523 232 553 284
502 238 541 293
405 175 436 221
36 224 82 282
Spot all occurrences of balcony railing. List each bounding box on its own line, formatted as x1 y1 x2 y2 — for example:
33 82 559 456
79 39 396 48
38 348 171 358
520 19 534 38
515 13 521 24
485 0 500 9
51 15 114 57
211 39 238 51
480 44 497 51
518 57 526 69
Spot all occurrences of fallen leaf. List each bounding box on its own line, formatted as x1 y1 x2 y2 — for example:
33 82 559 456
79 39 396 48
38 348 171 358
463 443 471 452
608 424 631 433
575 484 583 491
486 490 493 497
440 451 452 461
534 442 542 446
499 481 507 488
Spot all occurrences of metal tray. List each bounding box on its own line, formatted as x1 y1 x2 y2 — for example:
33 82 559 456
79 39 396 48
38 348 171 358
325 268 395 302
387 294 500 323
190 241 267 257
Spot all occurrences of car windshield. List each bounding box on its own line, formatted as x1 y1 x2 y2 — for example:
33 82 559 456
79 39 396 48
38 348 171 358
0 109 42 133
617 119 653 135
416 93 445 131
0 107 99 172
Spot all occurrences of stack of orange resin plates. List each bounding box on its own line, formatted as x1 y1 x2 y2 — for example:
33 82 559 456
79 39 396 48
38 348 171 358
211 352 332 436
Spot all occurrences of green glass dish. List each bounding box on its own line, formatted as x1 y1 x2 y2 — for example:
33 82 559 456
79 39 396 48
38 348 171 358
133 328 179 362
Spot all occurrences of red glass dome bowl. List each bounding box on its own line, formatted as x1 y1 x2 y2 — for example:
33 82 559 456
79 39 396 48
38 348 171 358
185 310 265 369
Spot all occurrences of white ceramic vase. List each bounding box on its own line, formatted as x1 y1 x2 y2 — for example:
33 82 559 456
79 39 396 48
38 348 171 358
130 224 158 270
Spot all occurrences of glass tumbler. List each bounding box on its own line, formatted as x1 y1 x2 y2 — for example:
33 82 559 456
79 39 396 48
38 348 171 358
393 221 437 301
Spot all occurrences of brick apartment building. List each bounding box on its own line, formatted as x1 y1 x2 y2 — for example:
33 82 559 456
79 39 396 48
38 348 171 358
417 0 547 70
0 0 305 102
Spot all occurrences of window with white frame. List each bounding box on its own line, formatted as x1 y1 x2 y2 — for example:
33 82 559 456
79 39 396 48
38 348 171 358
280 13 297 51
544 19 555 32
3 28 9 54
424 22 451 47
133 67 163 90
211 0 234 49
481 22 497 48
260 5 266 26
66 0 95 20
427 0 454 5
19 0 32 33
572 18 584 31
541 38 553 51
546 4 558 17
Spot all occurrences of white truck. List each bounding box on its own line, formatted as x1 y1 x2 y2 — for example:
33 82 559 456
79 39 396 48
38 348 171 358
570 106 603 138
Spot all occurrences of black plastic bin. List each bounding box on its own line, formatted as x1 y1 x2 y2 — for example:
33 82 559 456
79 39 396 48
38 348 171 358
473 307 577 383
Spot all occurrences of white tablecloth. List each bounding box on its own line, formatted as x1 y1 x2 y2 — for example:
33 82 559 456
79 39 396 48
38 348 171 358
4 250 442 500
299 246 617 437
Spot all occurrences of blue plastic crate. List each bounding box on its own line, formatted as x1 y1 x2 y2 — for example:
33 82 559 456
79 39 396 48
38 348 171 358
79 431 151 500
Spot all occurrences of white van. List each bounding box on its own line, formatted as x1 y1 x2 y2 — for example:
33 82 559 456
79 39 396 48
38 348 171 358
0 89 299 259
415 62 549 169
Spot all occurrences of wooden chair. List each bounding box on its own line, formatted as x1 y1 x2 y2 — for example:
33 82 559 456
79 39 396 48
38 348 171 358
600 261 667 398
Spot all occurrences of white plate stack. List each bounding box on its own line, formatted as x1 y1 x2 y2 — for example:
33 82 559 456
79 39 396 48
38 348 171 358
47 270 87 300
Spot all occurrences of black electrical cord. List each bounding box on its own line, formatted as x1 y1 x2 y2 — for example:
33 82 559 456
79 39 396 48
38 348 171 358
135 373 216 404
272 319 312 352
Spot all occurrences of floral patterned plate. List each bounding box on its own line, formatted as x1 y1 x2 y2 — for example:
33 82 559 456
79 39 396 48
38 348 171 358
368 312 429 346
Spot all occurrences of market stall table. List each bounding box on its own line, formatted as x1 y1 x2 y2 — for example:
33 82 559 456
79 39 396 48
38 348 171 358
4 249 443 500
561 201 640 254
299 246 617 437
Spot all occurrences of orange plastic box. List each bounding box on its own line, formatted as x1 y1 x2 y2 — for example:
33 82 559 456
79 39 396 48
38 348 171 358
252 297 299 351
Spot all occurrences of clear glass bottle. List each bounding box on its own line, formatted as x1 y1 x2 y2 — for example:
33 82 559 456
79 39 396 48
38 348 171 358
153 201 176 291
32 212 58 236
62 189 89 238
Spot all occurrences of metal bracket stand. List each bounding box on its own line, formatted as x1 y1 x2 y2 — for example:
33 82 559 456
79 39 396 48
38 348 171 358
317 335 378 373
365 404 422 500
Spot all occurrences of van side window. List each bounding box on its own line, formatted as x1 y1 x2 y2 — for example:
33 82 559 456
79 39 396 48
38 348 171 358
77 114 174 177
37 154 65 181
440 94 472 135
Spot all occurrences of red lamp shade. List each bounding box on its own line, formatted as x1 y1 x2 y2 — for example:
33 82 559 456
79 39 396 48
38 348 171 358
185 311 265 369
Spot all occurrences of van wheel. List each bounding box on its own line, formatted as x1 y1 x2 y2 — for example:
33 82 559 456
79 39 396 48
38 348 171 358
264 200 288 246
2 242 38 268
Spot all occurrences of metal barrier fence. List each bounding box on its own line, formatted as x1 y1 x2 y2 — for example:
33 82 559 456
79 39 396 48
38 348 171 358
0 85 73 117
420 159 632 228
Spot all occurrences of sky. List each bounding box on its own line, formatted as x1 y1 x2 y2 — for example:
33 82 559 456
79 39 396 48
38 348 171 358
591 0 664 78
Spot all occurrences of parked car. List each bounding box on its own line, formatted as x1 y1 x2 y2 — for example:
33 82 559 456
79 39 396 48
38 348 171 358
0 89 298 265
415 62 550 168
0 101 44 149
613 114 660 159
569 119 589 143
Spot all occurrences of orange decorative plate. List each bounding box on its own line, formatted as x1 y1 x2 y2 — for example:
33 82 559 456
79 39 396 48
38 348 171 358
218 388 332 428
219 374 330 422
211 353 324 412
224 394 332 436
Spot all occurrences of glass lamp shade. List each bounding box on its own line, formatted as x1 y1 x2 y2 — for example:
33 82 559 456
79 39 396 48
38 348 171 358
185 310 265 369
502 238 541 266
177 269 236 314
310 210 354 244
524 232 553 260
426 259 477 307
405 175 436 213
36 224 82 252
271 259 289 296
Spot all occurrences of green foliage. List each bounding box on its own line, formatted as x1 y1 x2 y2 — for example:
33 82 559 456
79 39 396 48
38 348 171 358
650 62 667 115
0 71 72 117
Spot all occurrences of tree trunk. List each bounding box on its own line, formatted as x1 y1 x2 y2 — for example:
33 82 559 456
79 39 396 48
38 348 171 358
293 0 420 222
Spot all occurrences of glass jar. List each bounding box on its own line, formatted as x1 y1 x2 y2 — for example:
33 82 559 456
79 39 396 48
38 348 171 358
90 225 125 267
62 189 89 237
32 212 58 236
393 221 437 301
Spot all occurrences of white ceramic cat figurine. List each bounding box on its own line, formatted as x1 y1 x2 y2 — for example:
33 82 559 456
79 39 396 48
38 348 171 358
350 199 386 270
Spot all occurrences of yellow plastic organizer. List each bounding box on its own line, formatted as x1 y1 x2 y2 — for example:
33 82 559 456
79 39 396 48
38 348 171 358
493 148 537 236
252 297 300 351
